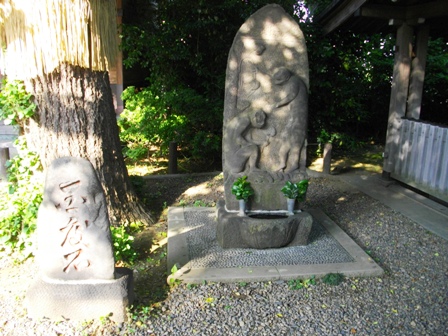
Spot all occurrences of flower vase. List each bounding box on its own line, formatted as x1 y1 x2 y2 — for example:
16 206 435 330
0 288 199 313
238 199 246 216
287 198 295 215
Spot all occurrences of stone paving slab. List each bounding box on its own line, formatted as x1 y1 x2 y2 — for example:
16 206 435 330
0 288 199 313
167 207 383 284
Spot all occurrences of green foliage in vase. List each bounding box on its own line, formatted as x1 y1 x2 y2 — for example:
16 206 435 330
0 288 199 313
231 176 254 202
281 180 309 202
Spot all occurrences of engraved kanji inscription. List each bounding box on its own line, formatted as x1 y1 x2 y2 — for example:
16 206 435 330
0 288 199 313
37 157 115 281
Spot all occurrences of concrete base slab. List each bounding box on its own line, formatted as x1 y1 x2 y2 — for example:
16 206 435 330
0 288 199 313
338 172 448 240
26 267 134 323
167 207 383 284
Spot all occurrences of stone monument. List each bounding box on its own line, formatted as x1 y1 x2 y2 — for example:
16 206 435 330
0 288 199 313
26 157 133 323
217 4 313 248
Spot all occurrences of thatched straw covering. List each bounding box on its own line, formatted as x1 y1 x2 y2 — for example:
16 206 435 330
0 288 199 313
0 0 118 79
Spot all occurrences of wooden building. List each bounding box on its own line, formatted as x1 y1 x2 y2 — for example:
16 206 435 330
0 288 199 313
316 0 448 202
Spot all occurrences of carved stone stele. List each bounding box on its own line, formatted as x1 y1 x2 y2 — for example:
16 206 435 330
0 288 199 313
222 4 309 211
36 156 115 281
27 157 133 323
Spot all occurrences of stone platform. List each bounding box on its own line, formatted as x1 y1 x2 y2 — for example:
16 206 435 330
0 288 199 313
167 207 383 284
26 268 134 323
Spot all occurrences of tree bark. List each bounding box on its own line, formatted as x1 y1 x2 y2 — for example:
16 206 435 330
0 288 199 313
25 63 152 226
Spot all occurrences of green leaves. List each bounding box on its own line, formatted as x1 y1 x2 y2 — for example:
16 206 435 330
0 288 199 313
322 272 345 286
288 276 316 290
0 79 36 126
0 137 43 260
110 225 138 265
281 180 308 201
231 176 254 201
0 79 41 260
119 84 221 162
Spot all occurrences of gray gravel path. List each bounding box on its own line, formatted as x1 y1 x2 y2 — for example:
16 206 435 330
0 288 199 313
0 175 447 335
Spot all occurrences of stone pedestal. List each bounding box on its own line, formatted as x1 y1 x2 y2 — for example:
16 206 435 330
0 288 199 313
216 200 313 249
26 268 134 323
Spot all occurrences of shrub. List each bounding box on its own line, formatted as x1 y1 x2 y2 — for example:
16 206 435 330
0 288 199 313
0 79 42 260
0 79 36 126
110 225 138 265
322 272 345 286
118 84 221 162
0 137 43 259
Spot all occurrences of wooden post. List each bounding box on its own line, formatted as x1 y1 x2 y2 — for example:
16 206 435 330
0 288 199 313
383 23 413 174
109 0 124 114
168 141 178 174
406 25 429 120
322 143 332 174
0 147 10 181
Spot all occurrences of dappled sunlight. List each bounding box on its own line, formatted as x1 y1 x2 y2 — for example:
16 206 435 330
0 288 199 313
308 147 383 174
127 164 167 176
183 181 224 198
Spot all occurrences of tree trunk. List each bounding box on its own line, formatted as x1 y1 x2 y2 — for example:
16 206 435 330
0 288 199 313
25 63 152 226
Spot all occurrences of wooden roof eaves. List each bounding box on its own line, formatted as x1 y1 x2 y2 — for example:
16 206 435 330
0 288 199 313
359 0 448 22
317 0 448 35
317 0 368 35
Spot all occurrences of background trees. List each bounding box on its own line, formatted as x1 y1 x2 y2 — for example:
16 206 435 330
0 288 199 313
119 0 300 167
119 0 446 166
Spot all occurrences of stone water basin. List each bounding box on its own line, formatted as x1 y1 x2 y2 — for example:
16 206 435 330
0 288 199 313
240 212 305 249
216 200 313 249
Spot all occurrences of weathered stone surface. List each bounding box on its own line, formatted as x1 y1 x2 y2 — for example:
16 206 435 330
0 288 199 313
26 268 133 323
36 157 115 281
216 200 312 249
222 4 309 211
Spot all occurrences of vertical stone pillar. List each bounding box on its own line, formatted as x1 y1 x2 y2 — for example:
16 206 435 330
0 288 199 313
322 143 332 175
0 147 10 181
169 141 178 174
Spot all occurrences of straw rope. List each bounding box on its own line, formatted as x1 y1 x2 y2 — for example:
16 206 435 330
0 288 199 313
0 0 118 79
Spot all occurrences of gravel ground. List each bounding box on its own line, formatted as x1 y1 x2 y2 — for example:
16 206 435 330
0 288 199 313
0 174 447 335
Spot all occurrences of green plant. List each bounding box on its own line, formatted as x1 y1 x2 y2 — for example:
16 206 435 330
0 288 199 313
169 264 182 286
0 137 43 259
281 180 309 202
231 176 254 202
118 84 221 162
110 226 138 264
193 200 208 207
288 276 316 290
186 283 197 290
317 129 342 146
0 79 36 126
322 273 345 286
0 79 41 260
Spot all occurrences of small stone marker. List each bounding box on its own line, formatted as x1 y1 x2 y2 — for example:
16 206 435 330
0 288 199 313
37 156 115 280
26 157 133 323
